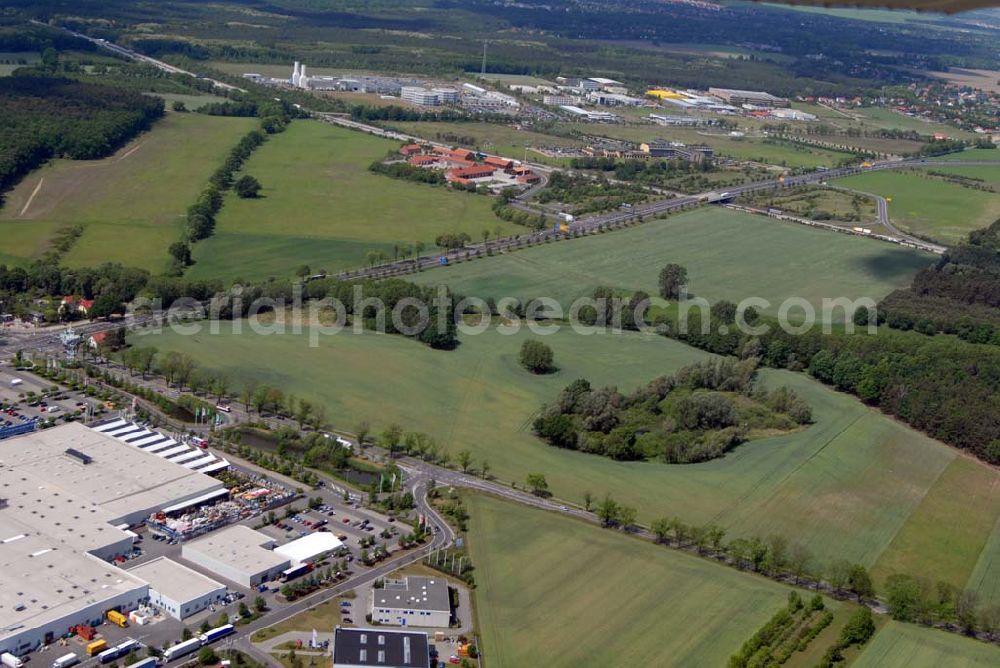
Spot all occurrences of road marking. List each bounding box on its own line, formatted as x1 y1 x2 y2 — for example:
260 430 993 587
19 177 44 217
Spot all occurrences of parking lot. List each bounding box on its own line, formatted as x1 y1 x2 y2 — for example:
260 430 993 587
0 369 103 432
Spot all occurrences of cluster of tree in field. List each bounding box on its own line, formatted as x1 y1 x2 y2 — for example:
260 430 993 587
916 138 968 157
570 156 716 189
877 218 1000 345
536 171 649 214
350 105 472 123
0 75 164 195
882 572 1000 638
492 193 548 229
729 592 844 668
532 358 811 463
645 266 1000 464
368 159 446 185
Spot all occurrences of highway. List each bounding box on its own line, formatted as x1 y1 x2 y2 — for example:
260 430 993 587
41 21 245 93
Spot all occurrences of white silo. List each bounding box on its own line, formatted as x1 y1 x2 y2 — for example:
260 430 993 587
299 64 308 89
292 61 300 86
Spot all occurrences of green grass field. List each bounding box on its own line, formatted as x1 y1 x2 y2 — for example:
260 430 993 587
411 207 932 320
0 111 256 271
0 51 39 76
870 457 1000 591
187 120 518 282
465 493 792 666
937 148 1000 161
835 170 1000 244
133 318 1000 598
854 621 1000 667
848 107 980 140
148 92 229 110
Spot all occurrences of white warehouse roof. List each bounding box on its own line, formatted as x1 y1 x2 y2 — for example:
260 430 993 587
275 532 344 566
128 557 225 604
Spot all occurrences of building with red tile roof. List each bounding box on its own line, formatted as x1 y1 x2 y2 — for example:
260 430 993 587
399 144 423 156
446 165 496 185
483 156 514 170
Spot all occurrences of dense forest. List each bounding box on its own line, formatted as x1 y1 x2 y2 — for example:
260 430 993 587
0 74 164 194
877 219 1000 345
533 358 812 463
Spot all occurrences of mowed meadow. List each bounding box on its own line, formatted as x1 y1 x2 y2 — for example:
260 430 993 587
187 120 517 282
132 321 1000 601
412 207 933 320
464 493 793 666
0 111 257 271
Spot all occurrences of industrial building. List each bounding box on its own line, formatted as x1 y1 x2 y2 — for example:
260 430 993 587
558 105 620 122
543 94 573 106
370 577 451 628
708 87 790 108
640 142 714 162
127 557 226 621
400 87 443 106
92 418 230 479
333 628 430 668
274 532 344 567
182 525 289 588
0 423 230 655
769 108 817 121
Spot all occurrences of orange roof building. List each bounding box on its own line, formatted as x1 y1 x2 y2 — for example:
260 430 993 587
408 155 440 166
399 144 423 156
483 156 514 170
446 165 496 184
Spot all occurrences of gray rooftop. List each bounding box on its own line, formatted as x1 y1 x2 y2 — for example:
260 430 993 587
183 525 287 575
128 557 225 603
373 576 450 613
333 628 429 668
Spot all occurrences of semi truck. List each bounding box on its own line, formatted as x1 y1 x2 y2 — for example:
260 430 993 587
86 641 108 657
52 653 79 668
162 638 201 663
280 563 312 582
1 653 23 668
198 624 235 644
98 640 140 664
129 658 157 668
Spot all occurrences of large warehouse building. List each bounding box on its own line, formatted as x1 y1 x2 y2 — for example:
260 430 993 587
182 525 290 587
127 557 227 621
0 422 229 655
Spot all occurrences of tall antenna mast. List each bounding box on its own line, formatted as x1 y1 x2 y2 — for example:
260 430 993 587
481 41 487 76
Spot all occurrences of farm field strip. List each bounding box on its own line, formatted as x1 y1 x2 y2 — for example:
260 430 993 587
411 206 933 319
465 492 793 667
853 621 1000 667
